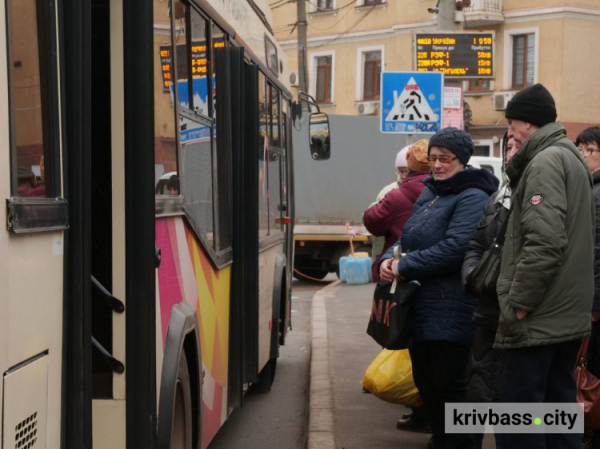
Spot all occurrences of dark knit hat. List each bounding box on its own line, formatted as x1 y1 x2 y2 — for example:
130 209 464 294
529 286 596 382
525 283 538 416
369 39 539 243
505 83 557 128
428 127 475 166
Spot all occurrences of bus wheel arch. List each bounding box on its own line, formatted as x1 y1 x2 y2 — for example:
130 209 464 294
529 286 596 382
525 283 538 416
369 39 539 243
157 302 203 449
171 352 192 449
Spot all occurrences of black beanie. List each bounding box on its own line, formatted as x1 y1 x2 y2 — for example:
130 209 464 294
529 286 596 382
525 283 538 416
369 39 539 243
505 83 557 128
428 127 474 166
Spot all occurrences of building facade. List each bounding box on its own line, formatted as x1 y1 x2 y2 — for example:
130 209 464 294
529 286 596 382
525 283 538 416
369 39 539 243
272 0 600 155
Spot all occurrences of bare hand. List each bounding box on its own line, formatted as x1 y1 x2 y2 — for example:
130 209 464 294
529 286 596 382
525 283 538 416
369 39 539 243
391 259 400 277
379 259 395 283
515 308 529 321
592 310 600 323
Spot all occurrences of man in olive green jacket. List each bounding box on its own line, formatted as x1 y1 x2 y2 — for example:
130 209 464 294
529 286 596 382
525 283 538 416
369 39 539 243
495 84 594 449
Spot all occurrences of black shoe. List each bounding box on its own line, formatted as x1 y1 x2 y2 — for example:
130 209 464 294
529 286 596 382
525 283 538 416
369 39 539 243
396 414 432 433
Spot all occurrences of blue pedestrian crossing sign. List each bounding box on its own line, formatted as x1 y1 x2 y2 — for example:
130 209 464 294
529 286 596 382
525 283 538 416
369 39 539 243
380 71 443 134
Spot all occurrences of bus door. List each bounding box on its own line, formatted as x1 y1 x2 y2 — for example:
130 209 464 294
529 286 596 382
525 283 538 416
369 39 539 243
89 0 158 447
280 102 294 344
0 0 69 447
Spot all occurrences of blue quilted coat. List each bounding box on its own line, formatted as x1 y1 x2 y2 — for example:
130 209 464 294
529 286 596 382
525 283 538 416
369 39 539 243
381 167 499 345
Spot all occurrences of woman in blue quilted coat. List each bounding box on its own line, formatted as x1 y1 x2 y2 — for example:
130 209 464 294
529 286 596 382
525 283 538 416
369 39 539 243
380 128 498 449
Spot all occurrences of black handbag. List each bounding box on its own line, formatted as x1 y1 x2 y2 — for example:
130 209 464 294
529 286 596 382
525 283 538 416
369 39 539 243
367 280 420 350
468 206 511 298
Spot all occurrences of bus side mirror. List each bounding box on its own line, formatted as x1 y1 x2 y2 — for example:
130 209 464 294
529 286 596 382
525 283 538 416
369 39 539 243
309 113 331 161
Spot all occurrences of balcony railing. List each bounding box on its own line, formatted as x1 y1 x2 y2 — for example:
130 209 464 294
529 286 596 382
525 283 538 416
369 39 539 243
463 0 503 14
462 0 503 27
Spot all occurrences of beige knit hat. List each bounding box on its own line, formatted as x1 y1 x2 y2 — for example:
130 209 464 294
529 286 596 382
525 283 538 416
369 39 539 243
407 139 430 173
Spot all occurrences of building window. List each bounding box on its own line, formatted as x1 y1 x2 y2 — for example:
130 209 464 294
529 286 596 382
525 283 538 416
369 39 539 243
512 33 535 88
316 56 332 103
364 0 383 4
310 51 335 104
318 0 334 10
468 79 491 92
363 51 381 100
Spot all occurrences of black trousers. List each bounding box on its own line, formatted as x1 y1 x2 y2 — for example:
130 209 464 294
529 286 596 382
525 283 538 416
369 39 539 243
410 341 473 449
496 339 582 449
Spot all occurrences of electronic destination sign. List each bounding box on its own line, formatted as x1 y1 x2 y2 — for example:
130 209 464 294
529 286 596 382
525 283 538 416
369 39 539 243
414 32 494 79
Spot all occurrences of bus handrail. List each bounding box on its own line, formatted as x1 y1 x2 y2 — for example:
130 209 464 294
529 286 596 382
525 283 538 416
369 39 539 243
92 337 125 374
91 275 125 313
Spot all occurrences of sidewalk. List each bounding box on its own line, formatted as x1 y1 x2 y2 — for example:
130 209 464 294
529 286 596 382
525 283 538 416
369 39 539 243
308 281 497 449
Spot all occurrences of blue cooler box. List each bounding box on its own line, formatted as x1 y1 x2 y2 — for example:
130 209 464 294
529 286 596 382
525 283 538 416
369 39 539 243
341 256 372 285
339 256 350 282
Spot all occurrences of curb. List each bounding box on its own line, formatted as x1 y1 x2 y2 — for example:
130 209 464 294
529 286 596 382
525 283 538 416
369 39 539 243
308 281 340 449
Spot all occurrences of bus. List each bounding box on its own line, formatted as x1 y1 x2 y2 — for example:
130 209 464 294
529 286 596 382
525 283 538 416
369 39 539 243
0 0 328 447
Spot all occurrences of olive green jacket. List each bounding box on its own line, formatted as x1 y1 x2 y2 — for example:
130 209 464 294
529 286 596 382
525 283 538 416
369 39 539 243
495 122 595 349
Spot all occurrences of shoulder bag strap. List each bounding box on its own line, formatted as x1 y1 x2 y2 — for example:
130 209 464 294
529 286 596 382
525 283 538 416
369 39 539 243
577 337 591 369
493 204 512 246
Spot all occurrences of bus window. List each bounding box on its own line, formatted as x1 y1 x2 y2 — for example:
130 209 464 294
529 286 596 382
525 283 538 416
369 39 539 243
211 23 225 118
269 84 280 149
173 0 191 110
155 0 178 195
179 118 214 247
190 8 209 117
268 84 283 233
7 0 57 197
212 28 232 251
281 110 288 208
258 71 269 238
264 36 278 77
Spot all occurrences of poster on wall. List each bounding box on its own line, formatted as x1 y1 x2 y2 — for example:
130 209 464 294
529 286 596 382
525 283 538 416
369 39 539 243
443 86 464 129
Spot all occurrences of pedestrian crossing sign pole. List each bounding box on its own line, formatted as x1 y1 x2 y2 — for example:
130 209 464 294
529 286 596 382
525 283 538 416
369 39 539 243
380 71 444 134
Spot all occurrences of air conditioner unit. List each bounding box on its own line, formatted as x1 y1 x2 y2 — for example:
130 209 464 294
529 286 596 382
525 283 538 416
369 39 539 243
289 71 299 87
493 91 515 111
357 102 377 115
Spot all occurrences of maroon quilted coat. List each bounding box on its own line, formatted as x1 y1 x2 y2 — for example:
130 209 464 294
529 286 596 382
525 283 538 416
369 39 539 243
363 172 428 282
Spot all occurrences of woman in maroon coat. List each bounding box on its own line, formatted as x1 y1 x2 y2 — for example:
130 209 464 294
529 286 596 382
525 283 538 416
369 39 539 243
364 139 430 283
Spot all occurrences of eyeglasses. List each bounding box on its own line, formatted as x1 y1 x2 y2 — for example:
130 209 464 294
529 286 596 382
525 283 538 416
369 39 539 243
578 146 600 157
427 155 458 164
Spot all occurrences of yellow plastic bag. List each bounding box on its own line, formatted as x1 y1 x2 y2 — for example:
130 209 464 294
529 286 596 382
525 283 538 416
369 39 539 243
361 349 422 407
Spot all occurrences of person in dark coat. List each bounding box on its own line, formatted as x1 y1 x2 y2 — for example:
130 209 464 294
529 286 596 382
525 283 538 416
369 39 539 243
496 85 593 449
461 135 519 449
380 127 499 449
576 127 600 448
364 139 431 431
364 139 430 283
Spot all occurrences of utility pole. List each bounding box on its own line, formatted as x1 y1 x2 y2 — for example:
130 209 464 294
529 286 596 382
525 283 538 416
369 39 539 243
296 0 308 96
437 0 462 31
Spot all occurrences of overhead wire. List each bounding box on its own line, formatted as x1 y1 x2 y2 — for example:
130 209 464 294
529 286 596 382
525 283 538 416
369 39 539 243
311 3 377 48
306 1 354 31
271 0 293 10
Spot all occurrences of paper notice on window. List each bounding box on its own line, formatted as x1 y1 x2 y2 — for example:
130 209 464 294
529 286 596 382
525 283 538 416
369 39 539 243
443 109 464 130
443 86 463 110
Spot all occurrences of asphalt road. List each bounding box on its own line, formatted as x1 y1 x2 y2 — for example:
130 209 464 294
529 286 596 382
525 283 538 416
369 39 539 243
208 276 334 449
